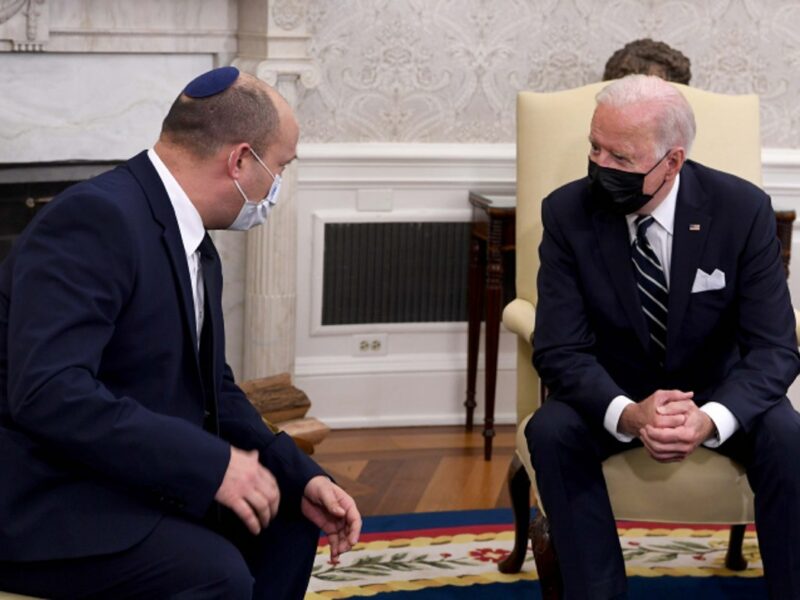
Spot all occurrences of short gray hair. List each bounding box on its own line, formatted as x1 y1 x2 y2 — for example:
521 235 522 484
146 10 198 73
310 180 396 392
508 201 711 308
596 74 696 158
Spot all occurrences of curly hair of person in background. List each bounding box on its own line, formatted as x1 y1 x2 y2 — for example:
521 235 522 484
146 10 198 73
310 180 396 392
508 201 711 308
603 38 692 84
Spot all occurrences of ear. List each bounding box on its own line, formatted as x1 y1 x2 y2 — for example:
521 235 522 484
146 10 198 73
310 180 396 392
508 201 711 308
666 147 686 178
226 143 251 178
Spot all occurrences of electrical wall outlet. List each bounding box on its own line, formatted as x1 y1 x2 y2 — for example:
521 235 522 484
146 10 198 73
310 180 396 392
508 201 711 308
352 333 388 356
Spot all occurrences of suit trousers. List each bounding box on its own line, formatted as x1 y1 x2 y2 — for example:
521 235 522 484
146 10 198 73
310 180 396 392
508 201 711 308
526 397 800 600
0 507 319 600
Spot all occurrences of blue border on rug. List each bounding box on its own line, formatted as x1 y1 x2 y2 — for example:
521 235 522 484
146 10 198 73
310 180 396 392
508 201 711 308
358 508 527 534
364 577 768 599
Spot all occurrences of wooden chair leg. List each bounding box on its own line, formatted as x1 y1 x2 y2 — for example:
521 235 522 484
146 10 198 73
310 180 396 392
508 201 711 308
725 524 748 571
498 455 531 574
531 511 563 600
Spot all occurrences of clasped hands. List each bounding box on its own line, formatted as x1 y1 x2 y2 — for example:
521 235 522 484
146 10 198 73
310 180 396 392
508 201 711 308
214 447 361 561
619 390 716 462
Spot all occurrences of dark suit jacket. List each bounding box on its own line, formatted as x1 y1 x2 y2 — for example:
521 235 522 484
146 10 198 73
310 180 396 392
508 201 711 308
533 160 800 432
0 151 325 561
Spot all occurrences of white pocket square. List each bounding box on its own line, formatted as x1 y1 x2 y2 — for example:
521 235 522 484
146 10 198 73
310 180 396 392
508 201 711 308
691 268 726 293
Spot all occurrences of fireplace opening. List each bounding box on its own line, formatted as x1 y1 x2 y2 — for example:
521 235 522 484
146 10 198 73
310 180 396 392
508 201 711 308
0 161 119 261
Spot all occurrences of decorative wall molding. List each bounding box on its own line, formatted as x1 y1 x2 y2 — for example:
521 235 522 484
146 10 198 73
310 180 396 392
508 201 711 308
231 0 319 381
1 0 240 54
0 0 48 51
763 148 800 189
44 28 236 54
297 143 800 196
298 143 516 189
236 0 318 93
271 0 305 31
297 352 516 378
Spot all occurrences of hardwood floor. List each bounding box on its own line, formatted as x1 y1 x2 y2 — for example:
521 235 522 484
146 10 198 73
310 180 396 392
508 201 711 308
312 425 516 516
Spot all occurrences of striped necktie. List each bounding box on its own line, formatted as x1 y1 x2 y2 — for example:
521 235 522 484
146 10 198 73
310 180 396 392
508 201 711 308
632 215 668 364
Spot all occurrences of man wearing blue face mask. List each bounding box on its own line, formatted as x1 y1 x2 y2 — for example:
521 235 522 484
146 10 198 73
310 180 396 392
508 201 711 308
525 75 800 599
0 66 360 599
228 145 282 230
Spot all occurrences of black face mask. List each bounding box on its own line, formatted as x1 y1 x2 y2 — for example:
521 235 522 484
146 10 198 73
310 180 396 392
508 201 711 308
588 152 670 215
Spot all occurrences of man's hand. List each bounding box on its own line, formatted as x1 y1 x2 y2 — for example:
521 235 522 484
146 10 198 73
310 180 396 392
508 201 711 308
618 389 694 437
302 476 361 562
640 403 716 462
215 446 280 535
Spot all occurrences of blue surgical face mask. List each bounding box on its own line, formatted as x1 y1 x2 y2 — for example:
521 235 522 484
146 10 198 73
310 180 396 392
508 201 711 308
228 147 282 231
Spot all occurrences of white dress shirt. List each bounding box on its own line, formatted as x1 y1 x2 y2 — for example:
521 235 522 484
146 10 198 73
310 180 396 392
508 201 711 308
147 149 206 346
602 173 739 448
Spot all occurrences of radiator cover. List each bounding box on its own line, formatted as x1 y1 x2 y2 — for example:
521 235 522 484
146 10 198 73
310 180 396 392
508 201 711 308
322 221 472 325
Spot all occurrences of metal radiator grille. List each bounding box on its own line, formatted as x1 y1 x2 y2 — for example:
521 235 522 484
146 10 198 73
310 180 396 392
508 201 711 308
322 221 471 325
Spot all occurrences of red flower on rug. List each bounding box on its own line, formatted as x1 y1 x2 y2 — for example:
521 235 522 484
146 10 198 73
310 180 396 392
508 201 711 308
469 547 510 563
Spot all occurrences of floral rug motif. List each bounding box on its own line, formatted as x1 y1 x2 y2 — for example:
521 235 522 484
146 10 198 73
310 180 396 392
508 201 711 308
304 510 763 599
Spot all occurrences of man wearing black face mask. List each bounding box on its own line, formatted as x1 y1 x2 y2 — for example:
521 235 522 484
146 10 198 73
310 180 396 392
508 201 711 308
525 75 800 599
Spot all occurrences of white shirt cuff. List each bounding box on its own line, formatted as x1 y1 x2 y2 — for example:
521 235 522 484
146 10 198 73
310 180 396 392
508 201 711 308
700 402 739 448
604 395 636 442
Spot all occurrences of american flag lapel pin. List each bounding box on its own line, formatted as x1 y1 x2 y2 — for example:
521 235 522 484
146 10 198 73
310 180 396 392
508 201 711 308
689 224 701 231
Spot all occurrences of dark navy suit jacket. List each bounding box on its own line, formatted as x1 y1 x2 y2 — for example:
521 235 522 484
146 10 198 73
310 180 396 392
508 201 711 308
0 151 324 561
533 160 800 431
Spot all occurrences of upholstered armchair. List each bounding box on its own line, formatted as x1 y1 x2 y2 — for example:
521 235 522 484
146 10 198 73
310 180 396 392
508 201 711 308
496 81 796 598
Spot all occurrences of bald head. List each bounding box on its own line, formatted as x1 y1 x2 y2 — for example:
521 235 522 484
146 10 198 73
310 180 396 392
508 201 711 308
160 72 283 159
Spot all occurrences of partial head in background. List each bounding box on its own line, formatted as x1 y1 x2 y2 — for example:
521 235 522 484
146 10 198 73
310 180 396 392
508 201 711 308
603 38 692 85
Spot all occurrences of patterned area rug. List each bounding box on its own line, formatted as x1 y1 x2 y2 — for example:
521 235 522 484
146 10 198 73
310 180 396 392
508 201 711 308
304 509 767 599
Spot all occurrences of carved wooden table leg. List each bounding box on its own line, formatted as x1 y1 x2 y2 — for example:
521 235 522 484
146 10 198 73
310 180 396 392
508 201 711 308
465 236 484 431
466 192 515 454
482 216 503 460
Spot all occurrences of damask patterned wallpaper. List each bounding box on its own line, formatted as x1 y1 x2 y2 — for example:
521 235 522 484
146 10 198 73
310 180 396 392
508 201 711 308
296 0 800 148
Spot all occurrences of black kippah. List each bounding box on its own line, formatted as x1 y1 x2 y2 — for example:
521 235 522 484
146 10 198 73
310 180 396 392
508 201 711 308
183 66 240 99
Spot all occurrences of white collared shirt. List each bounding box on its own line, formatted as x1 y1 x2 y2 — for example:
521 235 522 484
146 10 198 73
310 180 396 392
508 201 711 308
147 148 206 346
602 173 739 448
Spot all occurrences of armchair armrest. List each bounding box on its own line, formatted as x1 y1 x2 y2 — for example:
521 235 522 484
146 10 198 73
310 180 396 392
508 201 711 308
502 298 536 346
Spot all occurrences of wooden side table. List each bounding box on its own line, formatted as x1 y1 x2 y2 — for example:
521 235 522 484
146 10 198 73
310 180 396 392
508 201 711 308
466 191 515 461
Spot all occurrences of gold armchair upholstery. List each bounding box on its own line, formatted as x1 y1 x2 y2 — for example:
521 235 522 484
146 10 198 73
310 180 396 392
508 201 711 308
497 81 783 592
